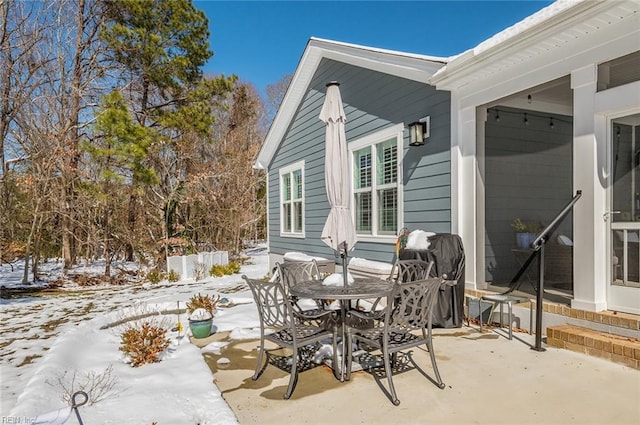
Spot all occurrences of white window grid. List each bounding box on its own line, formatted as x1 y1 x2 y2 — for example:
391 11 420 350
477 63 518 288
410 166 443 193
279 160 305 238
349 124 404 242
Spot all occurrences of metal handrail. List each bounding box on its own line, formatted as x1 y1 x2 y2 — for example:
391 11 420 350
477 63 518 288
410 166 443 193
530 190 582 250
498 190 582 351
532 190 582 351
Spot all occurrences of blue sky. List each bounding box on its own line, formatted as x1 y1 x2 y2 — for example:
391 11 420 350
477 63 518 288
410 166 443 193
195 1 554 95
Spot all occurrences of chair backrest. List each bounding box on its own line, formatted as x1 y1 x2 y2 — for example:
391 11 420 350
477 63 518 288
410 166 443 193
276 260 320 298
242 275 291 329
388 259 434 284
386 277 443 330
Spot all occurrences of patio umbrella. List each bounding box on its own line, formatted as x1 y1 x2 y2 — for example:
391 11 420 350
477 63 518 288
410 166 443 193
319 82 357 287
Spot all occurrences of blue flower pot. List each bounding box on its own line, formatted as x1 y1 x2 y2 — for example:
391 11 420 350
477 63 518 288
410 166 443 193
189 318 213 338
516 232 536 249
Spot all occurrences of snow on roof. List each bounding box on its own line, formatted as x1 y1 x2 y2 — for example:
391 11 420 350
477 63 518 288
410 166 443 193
431 0 588 83
472 0 580 56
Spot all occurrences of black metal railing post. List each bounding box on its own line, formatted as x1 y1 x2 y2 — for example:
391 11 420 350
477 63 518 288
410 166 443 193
532 243 546 351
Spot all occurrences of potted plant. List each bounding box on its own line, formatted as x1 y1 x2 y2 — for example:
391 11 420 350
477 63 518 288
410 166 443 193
186 293 220 338
511 219 541 249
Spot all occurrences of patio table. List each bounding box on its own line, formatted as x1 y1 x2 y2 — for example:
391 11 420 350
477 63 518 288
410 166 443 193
289 277 394 381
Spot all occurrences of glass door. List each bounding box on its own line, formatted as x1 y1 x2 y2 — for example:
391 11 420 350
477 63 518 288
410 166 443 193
609 113 640 314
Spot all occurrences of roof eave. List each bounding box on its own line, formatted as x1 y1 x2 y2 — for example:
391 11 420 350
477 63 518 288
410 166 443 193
431 0 606 89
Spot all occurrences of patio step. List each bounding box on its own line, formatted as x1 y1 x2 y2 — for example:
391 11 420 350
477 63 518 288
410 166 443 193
546 324 640 370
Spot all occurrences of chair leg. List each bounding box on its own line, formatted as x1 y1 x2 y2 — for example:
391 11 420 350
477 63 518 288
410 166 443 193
253 339 267 380
383 345 400 406
284 347 299 399
337 327 345 381
478 298 483 332
427 326 445 389
507 301 513 340
344 331 352 381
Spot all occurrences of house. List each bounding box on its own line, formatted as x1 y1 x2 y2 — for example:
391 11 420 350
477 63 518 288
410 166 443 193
256 0 640 318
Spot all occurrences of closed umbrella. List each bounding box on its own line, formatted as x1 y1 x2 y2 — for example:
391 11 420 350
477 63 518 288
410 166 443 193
319 82 357 287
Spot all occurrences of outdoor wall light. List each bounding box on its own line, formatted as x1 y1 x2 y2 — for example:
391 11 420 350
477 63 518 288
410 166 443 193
409 116 430 146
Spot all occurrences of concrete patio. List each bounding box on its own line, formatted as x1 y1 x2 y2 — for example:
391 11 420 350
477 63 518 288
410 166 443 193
195 326 640 425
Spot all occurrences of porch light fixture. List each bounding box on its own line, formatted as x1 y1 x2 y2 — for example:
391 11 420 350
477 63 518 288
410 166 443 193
409 116 430 146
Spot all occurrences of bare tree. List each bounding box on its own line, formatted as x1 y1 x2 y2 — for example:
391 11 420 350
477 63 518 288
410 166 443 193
182 81 265 254
57 0 108 270
264 72 292 127
0 0 49 265
1 0 269 274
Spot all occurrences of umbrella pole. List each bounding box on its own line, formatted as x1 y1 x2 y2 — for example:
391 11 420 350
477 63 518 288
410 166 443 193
341 243 348 288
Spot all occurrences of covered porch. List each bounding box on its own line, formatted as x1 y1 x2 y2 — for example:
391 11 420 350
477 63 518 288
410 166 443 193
432 1 640 316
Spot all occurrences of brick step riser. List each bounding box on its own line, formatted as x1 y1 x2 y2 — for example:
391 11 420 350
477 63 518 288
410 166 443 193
547 324 640 370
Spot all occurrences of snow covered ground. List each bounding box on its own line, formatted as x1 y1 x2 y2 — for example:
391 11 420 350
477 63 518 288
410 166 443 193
1 245 272 424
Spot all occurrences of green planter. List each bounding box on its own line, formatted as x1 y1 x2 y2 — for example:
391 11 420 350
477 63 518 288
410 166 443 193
189 318 213 338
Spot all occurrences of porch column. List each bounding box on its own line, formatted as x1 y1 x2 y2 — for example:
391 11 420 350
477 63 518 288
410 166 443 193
451 97 483 289
571 64 608 311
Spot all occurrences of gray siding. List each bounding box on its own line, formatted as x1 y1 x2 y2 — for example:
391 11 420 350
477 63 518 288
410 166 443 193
268 59 451 265
485 106 573 284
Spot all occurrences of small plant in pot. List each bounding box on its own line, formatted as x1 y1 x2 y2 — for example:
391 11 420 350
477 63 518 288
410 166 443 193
511 219 542 249
186 293 220 338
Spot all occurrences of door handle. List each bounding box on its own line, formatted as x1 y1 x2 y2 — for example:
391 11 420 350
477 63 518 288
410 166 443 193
604 211 621 221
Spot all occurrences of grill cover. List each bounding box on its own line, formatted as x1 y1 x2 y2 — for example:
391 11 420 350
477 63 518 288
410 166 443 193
399 233 465 328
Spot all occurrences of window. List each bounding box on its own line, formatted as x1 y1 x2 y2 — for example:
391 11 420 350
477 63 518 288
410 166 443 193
351 124 403 241
280 161 305 237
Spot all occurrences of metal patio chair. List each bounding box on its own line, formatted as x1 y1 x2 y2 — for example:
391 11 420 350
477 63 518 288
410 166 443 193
242 275 339 399
275 260 334 328
356 259 434 314
345 277 446 405
389 259 434 283
276 259 325 307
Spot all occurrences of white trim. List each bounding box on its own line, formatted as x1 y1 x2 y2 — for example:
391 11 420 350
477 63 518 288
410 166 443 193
433 1 639 110
279 160 306 239
279 160 305 176
595 81 640 117
349 123 405 151
431 1 624 88
265 171 270 250
357 236 398 245
606 107 640 314
349 123 405 242
256 38 447 170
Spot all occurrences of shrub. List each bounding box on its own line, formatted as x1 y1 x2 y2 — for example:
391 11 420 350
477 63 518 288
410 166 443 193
226 261 241 274
167 269 180 282
146 270 163 284
46 365 119 406
119 322 170 367
209 264 225 277
209 261 241 277
186 293 220 318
